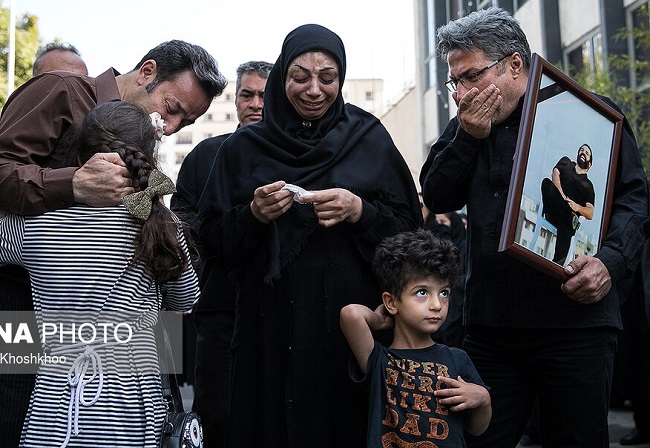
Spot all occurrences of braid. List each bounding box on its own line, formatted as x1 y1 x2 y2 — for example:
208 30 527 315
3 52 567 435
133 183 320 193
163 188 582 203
119 143 153 189
90 126 153 186
70 101 189 282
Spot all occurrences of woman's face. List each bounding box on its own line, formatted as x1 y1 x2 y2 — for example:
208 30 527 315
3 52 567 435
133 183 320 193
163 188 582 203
285 51 340 120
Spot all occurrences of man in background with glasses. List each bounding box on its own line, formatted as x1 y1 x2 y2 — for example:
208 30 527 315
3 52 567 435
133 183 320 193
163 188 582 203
420 6 648 448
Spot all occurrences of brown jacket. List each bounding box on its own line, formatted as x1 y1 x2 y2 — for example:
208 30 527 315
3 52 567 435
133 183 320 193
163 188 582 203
0 68 120 215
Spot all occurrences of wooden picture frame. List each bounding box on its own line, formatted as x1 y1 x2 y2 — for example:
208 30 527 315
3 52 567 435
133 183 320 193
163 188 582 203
498 53 623 280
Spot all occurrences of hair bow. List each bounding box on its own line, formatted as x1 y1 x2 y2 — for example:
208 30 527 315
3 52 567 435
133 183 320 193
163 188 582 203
122 169 176 220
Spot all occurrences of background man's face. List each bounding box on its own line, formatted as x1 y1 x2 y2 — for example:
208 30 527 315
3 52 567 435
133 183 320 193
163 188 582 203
235 72 267 125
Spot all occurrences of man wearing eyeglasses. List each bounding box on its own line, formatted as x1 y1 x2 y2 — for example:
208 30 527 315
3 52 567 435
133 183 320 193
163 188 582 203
420 6 648 448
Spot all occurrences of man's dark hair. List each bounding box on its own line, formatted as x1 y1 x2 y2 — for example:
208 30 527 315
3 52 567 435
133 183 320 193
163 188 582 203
33 42 82 76
372 229 460 297
235 61 274 93
133 40 228 99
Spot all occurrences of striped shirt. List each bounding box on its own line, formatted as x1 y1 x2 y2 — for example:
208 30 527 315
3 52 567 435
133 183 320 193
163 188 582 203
0 204 199 447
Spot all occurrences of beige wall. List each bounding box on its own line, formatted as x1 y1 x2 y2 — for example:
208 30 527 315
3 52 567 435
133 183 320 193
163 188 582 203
380 86 420 186
516 0 545 55
559 0 600 47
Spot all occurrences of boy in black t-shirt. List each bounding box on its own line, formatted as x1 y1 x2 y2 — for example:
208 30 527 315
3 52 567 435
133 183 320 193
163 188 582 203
341 229 491 447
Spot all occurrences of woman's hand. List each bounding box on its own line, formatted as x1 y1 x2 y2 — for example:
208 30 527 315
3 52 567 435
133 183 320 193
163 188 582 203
300 188 363 228
250 181 294 224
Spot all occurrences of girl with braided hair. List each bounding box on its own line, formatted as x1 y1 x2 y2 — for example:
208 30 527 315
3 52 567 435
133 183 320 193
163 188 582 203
0 101 199 447
72 101 189 282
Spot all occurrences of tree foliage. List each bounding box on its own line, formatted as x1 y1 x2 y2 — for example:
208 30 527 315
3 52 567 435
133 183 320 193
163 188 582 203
0 5 40 109
569 4 650 180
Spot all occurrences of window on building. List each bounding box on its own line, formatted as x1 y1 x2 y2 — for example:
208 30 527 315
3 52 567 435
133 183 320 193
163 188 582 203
203 133 213 140
204 113 213 121
225 113 234 121
628 1 650 89
225 93 234 101
365 91 373 101
566 31 603 77
423 0 437 91
175 152 187 165
477 0 497 10
175 133 193 145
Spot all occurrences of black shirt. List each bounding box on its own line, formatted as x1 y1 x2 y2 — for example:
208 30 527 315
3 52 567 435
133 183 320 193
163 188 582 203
171 133 235 313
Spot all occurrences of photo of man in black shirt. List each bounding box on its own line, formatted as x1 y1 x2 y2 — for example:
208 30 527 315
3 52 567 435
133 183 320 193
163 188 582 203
541 143 595 265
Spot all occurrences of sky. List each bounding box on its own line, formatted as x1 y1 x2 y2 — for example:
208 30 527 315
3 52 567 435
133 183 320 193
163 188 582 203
10 0 416 105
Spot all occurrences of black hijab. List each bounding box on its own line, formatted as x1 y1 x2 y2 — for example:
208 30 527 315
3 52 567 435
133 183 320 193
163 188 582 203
263 23 347 147
197 24 421 281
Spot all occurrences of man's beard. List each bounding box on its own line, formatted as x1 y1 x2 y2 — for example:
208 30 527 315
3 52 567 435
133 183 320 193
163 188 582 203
577 155 590 170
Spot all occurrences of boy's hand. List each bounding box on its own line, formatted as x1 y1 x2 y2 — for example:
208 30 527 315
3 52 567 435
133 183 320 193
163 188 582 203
434 375 492 436
372 304 394 331
434 375 489 411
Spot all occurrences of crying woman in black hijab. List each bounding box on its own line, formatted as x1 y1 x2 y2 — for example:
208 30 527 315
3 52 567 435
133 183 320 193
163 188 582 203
195 24 422 447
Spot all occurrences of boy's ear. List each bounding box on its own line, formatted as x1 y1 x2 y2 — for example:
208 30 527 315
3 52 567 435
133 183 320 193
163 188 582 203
383 292 398 316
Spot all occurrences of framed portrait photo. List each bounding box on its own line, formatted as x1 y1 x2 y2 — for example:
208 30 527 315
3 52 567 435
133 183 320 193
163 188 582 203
498 53 623 280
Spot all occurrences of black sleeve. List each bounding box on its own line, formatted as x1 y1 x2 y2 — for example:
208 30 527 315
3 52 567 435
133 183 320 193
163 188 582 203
594 100 649 282
419 118 483 214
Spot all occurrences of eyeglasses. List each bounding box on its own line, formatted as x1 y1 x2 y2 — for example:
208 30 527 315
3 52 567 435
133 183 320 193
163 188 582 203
445 54 510 93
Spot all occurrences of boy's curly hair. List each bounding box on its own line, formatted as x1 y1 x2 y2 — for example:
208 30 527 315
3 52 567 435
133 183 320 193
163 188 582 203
372 229 460 297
